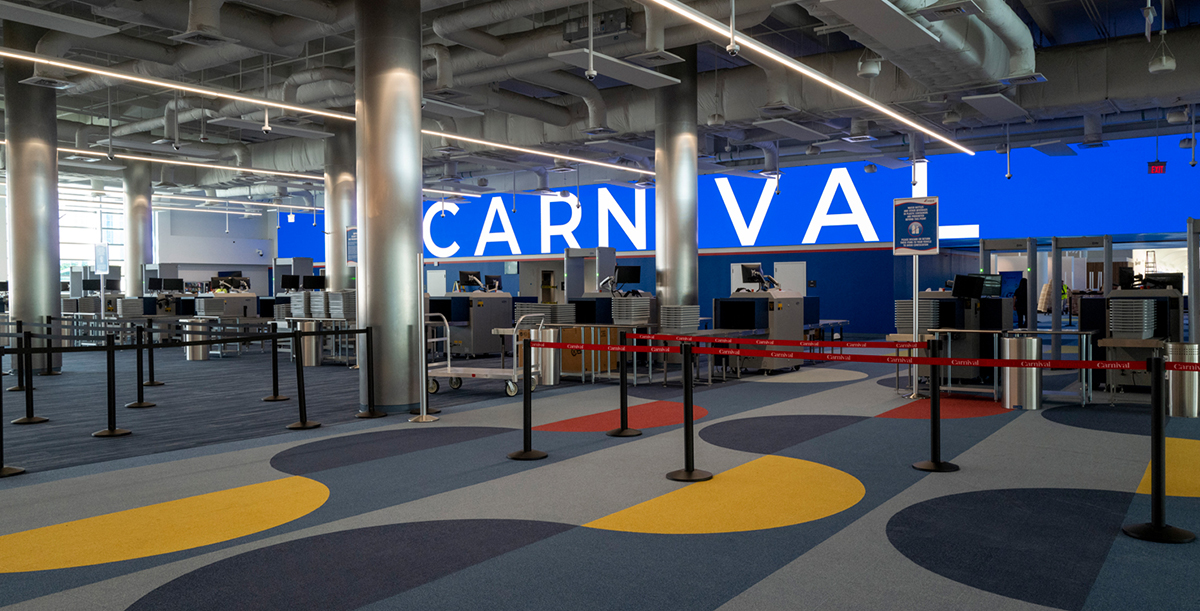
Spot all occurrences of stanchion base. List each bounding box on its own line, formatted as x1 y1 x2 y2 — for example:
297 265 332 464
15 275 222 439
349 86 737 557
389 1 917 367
125 401 156 409
36 371 61 377
356 410 387 419
913 460 960 473
1122 523 1196 544
907 392 927 400
6 386 30 392
261 395 290 402
287 420 321 430
508 449 548 461
0 465 25 478
11 416 49 425
606 427 643 437
92 428 131 438
666 469 713 482
143 381 165 387
409 414 440 423
409 407 442 415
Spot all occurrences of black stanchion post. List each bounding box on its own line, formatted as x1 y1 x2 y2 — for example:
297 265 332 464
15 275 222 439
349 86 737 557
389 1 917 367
36 315 60 376
286 329 319 430
93 334 130 438
125 326 155 408
7 321 24 392
262 322 288 402
667 343 712 482
144 319 163 387
1123 357 1195 543
607 331 641 437
508 338 547 460
0 347 25 477
914 339 959 473
11 332 47 424
357 327 386 419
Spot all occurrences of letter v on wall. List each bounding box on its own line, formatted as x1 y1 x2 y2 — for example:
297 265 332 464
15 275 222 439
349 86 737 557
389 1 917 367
716 177 777 246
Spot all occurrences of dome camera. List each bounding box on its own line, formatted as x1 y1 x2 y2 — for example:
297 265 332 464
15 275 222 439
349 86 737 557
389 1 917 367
1005 173 1013 180
172 143 181 151
585 69 597 82
262 124 272 134
726 42 740 57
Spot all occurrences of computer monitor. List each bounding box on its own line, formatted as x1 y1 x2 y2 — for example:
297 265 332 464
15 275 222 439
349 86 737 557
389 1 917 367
105 279 121 291
147 277 164 291
459 271 481 287
302 275 326 290
1142 272 1184 291
212 276 251 290
0 282 8 291
218 271 243 278
615 265 641 284
281 274 301 290
951 274 985 300
740 263 763 284
969 274 1002 297
82 279 101 291
60 282 69 292
484 275 502 291
1118 266 1135 290
162 278 184 291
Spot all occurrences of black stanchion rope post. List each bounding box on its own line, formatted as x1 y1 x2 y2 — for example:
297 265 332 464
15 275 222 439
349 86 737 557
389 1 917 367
93 334 131 438
7 321 24 392
144 318 163 386
262 322 289 402
508 337 547 460
36 315 60 376
1123 356 1195 543
11 331 47 424
0 347 25 477
914 338 958 473
286 329 319 430
125 326 155 408
358 327 386 419
607 331 641 437
667 343 712 482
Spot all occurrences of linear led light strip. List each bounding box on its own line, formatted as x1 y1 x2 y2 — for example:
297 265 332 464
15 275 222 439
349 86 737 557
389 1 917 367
0 46 354 121
154 193 322 211
423 187 481 198
643 0 974 156
56 146 324 181
422 129 657 176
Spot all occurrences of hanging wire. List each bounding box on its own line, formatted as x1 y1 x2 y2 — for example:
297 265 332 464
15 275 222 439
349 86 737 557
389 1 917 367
586 1 596 80
575 165 581 208
199 69 209 142
106 87 114 160
1005 123 1012 179
510 170 517 214
262 55 271 133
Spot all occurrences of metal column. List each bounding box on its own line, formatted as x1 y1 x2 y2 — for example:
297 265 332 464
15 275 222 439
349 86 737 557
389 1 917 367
1050 237 1062 360
123 160 153 297
324 120 355 292
1026 238 1038 332
4 22 62 371
1103 234 1114 298
355 0 424 411
653 45 698 310
979 244 991 274
1189 221 1199 342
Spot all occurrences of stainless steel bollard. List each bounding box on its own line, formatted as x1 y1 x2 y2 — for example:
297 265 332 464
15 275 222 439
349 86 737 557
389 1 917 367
1166 342 1199 418
1002 337 1043 410
182 320 209 361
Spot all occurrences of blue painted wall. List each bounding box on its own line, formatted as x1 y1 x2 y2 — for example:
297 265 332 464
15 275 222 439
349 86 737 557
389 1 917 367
278 216 325 261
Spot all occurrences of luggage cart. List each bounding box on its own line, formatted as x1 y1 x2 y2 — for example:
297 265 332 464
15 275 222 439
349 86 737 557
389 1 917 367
426 313 545 397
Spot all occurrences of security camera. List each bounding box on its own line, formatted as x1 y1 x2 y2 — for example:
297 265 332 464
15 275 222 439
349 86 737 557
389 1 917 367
726 43 740 57
106 153 115 161
585 69 597 82
1005 173 1013 180
262 124 272 134
256 249 264 257
172 143 181 151
421 99 428 109
1191 161 1196 167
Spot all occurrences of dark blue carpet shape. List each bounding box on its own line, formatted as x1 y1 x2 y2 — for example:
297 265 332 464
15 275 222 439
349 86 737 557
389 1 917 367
270 427 511 475
698 415 867 455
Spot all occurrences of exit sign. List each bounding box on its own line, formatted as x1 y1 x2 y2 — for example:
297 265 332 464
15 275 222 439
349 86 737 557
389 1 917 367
1149 161 1167 174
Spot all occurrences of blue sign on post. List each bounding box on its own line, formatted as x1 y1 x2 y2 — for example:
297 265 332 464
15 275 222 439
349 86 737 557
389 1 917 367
893 197 939 256
346 227 358 263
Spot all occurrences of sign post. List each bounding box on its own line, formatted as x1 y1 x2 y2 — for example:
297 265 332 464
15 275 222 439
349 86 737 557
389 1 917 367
894 197 938 399
95 243 110 314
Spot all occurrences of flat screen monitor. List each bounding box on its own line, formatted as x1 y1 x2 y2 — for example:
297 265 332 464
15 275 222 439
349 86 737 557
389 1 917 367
60 282 69 292
281 274 301 290
740 263 763 284
147 277 164 291
301 275 325 290
969 274 1002 297
82 279 101 291
1118 266 1135 290
615 265 640 284
951 274 985 300
484 275 502 291
0 282 8 291
459 271 481 287
212 277 251 290
105 279 121 291
162 278 184 291
1143 272 1183 291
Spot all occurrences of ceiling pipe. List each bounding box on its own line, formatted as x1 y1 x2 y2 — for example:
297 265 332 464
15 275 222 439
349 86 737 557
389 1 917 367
175 0 231 44
430 0 583 56
464 86 574 127
971 0 1037 80
30 31 180 84
520 71 612 133
423 44 454 91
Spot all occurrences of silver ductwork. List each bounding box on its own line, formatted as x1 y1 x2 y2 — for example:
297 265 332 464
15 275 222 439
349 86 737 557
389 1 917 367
431 0 582 56
30 32 179 85
520 71 611 133
423 44 454 91
464 87 573 126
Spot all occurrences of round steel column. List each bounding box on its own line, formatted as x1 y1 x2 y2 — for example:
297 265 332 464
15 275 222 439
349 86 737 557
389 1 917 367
355 0 424 411
654 45 699 309
123 160 153 296
324 120 355 292
4 21 61 371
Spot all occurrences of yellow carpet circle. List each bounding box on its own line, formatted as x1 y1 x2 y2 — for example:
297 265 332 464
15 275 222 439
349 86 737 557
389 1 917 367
0 476 329 573
1137 437 1200 498
583 455 864 534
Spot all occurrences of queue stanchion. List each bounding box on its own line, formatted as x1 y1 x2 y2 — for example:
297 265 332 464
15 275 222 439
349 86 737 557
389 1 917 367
125 326 155 408
93 334 131 438
913 339 958 473
667 343 712 482
11 332 47 424
262 322 289 402
607 331 641 437
36 316 60 376
7 321 24 392
359 327 387 419
1123 356 1195 543
286 329 319 430
0 347 25 477
144 318 163 387
508 338 546 460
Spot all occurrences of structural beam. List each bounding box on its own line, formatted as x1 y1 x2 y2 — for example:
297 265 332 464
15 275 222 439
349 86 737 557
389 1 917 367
654 45 699 310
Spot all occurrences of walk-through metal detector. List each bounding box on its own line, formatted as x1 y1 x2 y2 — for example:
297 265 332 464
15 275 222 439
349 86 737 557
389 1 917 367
979 238 1038 332
1049 236 1111 360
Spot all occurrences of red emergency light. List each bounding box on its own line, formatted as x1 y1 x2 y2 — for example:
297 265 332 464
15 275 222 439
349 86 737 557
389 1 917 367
1148 161 1167 174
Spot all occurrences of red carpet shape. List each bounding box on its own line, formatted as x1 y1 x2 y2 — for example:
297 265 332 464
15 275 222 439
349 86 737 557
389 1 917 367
877 394 1011 419
535 401 708 432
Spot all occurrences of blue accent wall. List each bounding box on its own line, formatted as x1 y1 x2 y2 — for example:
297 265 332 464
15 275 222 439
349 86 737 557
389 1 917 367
278 217 325 260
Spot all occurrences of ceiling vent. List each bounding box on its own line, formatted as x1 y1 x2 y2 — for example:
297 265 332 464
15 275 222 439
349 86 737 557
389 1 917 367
169 29 237 47
432 144 466 154
843 134 878 143
18 75 75 90
1077 140 1109 150
582 125 618 136
547 161 577 173
758 103 801 117
424 89 471 102
999 73 1048 86
625 50 684 68
915 0 983 22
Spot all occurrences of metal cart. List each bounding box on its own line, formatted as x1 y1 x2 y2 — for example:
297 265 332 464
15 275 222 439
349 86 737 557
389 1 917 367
426 313 545 397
